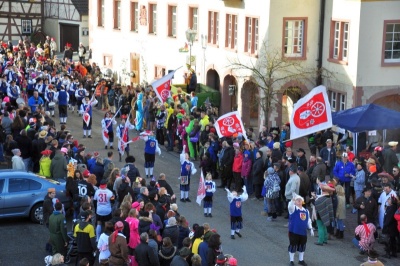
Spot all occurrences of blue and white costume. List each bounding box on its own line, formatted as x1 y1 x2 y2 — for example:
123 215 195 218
226 186 248 238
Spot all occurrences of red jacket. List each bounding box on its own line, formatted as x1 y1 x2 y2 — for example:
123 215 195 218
394 207 400 233
232 152 243 173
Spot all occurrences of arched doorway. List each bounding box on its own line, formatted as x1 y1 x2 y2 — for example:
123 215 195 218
206 69 220 91
221 75 237 114
373 94 400 144
241 80 259 127
281 87 302 125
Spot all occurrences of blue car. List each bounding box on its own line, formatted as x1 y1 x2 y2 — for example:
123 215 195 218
0 170 70 223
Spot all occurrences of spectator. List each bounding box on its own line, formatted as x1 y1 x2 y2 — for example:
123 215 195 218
108 221 130 265
11 148 25 170
135 232 160 266
73 210 96 266
352 214 377 254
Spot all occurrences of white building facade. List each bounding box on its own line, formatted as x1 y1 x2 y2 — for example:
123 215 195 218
88 0 400 134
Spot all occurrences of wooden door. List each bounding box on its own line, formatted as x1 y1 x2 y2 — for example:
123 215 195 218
59 23 79 52
130 54 140 85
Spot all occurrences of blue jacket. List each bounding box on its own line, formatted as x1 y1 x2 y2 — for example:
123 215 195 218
28 96 44 113
333 160 355 182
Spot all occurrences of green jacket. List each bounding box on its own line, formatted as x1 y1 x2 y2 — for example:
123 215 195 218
39 157 52 178
48 211 68 254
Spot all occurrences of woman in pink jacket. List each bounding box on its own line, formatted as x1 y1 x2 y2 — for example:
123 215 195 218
125 208 140 254
241 150 253 196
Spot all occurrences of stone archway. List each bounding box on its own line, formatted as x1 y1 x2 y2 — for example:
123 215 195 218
241 80 258 127
281 87 302 125
206 69 220 91
221 75 237 114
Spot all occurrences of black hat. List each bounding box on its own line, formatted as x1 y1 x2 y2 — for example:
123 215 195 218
296 148 306 154
79 210 93 220
273 162 281 169
297 166 304 172
158 196 167 204
289 166 297 172
287 157 296 163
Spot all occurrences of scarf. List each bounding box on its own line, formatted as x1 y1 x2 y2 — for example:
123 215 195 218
362 221 371 238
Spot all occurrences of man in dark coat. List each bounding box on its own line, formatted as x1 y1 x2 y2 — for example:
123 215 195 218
311 157 327 193
319 139 336 177
296 148 308 171
353 187 378 225
135 232 160 266
14 129 32 170
383 141 399 173
218 140 234 188
48 202 68 256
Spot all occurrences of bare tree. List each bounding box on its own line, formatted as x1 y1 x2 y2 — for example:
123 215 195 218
229 43 334 127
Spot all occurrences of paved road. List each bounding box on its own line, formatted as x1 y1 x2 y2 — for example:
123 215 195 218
0 101 399 265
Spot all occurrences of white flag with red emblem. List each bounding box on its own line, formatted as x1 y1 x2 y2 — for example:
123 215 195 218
214 111 248 139
151 69 179 102
196 171 206 206
290 85 332 140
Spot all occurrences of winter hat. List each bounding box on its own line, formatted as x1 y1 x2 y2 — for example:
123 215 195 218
167 217 177 227
132 201 140 212
83 169 90 177
60 147 68 153
228 257 238 266
243 150 250 157
267 167 274 174
12 148 20 155
273 142 280 149
233 142 240 149
170 203 178 212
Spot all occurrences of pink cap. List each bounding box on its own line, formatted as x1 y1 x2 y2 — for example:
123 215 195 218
60 147 68 153
228 258 237 266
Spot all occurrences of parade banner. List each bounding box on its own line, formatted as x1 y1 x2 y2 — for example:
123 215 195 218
214 111 248 139
290 85 332 140
102 106 122 144
196 171 206 206
151 67 181 102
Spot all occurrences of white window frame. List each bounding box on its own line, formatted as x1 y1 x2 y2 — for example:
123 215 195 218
384 23 400 63
284 20 304 57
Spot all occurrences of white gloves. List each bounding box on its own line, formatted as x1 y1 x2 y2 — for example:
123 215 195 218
310 229 314 237
225 188 230 193
242 185 246 192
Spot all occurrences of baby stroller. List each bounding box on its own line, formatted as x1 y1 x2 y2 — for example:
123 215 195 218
64 220 79 264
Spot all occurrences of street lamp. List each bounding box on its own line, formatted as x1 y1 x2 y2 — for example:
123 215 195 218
201 34 207 84
186 28 197 70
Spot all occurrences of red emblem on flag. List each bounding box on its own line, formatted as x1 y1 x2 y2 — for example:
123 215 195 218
214 111 248 139
290 86 332 140
300 212 306 221
293 92 328 129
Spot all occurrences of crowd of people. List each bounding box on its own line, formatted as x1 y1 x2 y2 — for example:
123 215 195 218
2 37 400 266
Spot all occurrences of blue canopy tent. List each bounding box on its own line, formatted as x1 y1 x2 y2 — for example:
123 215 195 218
332 103 400 132
332 103 400 153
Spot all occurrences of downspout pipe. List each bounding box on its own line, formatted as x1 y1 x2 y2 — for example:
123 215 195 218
317 0 326 86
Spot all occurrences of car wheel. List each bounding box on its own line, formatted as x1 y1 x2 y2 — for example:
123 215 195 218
30 203 43 223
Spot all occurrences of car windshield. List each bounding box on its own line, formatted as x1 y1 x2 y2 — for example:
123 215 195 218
35 174 60 185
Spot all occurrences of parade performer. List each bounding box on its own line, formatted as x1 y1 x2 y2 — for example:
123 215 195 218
7 79 20 107
45 85 56 117
204 172 216 217
116 114 135 162
55 85 69 125
75 83 87 116
135 92 144 132
185 117 196 159
179 145 197 202
68 77 79 112
225 185 248 239
288 192 313 266
141 131 161 180
101 111 117 150
80 95 98 138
